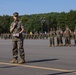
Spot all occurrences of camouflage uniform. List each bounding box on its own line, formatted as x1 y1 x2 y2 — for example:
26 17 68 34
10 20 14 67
49 28 55 47
74 27 76 46
10 12 25 64
64 26 71 46
56 27 63 46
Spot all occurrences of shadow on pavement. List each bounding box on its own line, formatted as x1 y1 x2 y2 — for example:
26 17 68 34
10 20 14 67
26 58 58 63
47 71 76 75
0 65 16 68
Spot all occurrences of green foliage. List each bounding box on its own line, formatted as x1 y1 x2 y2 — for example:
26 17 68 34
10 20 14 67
0 10 76 33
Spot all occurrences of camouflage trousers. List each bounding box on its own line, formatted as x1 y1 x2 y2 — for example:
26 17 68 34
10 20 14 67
49 37 54 46
74 39 76 45
12 39 25 59
57 36 63 46
65 37 71 45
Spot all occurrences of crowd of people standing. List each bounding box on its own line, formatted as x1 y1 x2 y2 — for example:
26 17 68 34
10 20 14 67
0 26 76 47
49 26 76 47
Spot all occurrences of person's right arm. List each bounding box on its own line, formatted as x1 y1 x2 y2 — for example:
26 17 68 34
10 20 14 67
10 26 14 33
10 22 16 33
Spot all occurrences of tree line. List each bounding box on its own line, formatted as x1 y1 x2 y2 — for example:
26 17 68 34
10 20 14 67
0 10 76 34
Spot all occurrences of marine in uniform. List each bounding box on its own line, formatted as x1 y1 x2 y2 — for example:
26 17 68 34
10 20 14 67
64 26 71 46
74 27 76 46
49 28 55 47
56 27 63 46
10 12 25 64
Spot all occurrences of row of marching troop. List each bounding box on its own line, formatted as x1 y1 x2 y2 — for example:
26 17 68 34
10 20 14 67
49 26 76 47
0 26 76 47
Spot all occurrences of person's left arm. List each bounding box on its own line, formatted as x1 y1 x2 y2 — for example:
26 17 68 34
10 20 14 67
19 22 24 34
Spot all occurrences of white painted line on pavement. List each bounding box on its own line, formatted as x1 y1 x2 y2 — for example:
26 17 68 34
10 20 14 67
0 62 76 74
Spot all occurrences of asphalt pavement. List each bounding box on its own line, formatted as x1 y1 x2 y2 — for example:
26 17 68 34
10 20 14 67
0 39 76 75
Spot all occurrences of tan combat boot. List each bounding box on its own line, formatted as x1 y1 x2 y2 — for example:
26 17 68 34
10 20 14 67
18 58 25 64
67 44 70 46
59 44 61 47
10 58 18 63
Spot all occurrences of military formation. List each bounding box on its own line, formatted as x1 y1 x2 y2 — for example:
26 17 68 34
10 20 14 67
49 26 76 47
0 26 76 47
0 11 76 66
